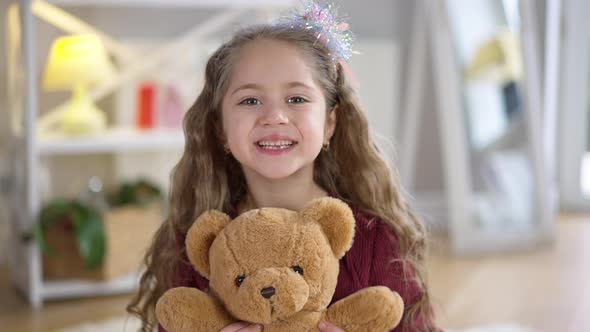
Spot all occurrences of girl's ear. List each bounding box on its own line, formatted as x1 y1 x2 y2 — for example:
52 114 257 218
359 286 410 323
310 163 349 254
300 197 355 259
185 210 232 278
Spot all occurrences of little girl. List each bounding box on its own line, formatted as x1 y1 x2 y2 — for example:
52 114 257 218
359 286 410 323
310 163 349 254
128 2 439 331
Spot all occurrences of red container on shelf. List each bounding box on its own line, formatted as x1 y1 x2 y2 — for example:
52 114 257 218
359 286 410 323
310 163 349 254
137 82 156 129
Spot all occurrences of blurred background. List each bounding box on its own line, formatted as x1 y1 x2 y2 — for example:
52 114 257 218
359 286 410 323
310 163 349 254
0 0 588 331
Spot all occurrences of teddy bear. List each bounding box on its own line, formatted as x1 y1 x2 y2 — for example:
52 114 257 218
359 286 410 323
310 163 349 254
155 197 404 332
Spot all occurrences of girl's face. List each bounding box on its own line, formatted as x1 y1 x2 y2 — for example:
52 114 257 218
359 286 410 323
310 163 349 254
221 39 336 180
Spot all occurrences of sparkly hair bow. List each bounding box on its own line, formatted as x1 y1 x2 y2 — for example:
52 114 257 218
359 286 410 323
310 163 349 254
277 0 355 62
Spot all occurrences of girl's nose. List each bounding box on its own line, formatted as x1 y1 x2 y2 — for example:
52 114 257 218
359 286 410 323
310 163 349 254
259 102 289 126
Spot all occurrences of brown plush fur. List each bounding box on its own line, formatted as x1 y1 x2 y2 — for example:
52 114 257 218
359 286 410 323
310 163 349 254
155 197 404 331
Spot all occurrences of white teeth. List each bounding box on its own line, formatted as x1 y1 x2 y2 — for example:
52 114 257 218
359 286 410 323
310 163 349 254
261 145 291 150
257 140 295 147
256 140 296 150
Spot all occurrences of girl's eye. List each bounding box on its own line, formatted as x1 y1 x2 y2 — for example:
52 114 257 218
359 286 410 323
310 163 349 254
239 98 261 106
292 266 304 275
235 275 246 287
288 96 308 104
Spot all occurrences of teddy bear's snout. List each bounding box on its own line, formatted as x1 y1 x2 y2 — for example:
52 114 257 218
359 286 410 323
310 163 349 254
224 267 310 324
260 287 276 299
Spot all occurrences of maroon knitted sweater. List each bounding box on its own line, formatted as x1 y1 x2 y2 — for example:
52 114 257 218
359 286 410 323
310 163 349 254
158 199 431 332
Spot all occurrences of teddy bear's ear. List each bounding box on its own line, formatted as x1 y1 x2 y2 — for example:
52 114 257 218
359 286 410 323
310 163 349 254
186 210 231 278
300 197 355 259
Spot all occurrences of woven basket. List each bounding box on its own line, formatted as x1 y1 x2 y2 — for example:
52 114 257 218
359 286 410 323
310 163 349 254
42 205 162 281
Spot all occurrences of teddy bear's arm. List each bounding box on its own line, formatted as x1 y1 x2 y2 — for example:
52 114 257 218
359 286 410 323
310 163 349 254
324 286 404 332
156 287 235 332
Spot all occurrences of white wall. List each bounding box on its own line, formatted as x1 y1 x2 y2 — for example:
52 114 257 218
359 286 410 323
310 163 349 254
349 40 399 164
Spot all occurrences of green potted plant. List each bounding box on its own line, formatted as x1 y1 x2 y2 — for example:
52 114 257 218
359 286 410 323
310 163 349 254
35 199 105 270
35 179 164 280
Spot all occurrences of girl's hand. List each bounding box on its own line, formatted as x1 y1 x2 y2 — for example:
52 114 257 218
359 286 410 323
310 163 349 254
318 320 348 332
219 322 263 332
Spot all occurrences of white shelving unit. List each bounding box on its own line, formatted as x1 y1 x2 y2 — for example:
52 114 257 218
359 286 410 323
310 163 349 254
42 272 139 300
10 0 293 307
39 128 185 155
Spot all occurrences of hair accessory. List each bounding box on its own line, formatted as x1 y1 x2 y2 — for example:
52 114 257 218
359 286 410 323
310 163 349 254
277 0 354 62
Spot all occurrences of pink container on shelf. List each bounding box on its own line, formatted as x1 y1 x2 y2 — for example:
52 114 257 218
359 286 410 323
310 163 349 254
160 84 184 129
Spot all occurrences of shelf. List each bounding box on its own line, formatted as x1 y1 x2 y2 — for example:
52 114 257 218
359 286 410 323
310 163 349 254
42 272 139 300
38 127 185 155
48 0 294 8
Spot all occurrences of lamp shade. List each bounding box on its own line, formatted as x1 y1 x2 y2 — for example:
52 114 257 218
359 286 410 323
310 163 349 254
43 34 115 90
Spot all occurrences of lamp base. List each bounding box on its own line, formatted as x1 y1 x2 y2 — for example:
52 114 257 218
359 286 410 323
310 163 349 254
60 101 107 136
38 86 107 137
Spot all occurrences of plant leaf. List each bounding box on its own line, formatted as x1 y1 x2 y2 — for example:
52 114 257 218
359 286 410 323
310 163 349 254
73 206 105 269
33 222 54 255
36 199 74 255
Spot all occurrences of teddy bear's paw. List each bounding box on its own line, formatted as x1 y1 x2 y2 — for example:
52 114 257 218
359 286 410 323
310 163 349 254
325 286 404 332
156 287 234 332
373 287 404 329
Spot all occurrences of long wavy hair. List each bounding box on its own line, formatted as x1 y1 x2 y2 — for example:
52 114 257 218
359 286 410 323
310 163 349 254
127 24 436 331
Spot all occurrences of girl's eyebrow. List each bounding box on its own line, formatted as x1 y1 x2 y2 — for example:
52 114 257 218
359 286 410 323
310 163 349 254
230 81 314 97
284 81 314 91
231 83 261 97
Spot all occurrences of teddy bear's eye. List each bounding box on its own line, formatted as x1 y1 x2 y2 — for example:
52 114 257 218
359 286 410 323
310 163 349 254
235 275 246 287
292 266 304 275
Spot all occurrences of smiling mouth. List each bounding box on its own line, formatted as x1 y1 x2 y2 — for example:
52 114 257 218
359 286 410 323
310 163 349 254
255 140 298 150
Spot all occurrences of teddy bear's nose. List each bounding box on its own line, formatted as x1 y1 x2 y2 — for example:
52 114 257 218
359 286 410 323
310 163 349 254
260 287 276 299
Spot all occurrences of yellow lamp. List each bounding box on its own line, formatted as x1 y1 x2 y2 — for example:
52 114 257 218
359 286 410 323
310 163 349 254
40 34 115 136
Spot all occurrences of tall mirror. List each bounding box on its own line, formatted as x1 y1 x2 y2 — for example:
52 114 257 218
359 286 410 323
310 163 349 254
430 0 552 254
560 0 590 210
448 0 535 230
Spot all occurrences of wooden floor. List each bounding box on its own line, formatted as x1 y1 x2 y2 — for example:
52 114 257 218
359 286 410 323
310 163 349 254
427 214 590 332
2 216 589 332
0 270 131 331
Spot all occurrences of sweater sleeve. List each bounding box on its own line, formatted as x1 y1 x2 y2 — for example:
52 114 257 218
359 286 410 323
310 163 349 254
368 220 430 332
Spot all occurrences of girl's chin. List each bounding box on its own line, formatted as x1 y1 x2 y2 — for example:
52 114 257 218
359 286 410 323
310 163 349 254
248 164 306 180
238 159 314 181
255 169 298 180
